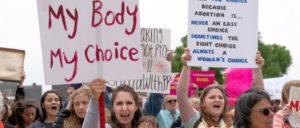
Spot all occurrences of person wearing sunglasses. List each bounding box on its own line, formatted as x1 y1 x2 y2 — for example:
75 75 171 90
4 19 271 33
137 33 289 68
234 88 274 128
156 95 179 128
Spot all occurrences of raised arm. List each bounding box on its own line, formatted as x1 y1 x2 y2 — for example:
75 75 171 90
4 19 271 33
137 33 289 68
252 51 265 90
15 72 26 102
82 78 106 128
177 48 195 123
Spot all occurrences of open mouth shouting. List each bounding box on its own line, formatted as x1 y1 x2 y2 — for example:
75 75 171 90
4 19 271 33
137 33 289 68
120 113 130 121
212 104 223 112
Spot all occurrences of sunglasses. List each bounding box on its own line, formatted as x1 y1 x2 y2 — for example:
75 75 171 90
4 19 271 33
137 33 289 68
257 107 271 116
167 99 177 103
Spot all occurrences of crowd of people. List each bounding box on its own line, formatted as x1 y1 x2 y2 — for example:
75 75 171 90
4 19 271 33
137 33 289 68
0 49 299 128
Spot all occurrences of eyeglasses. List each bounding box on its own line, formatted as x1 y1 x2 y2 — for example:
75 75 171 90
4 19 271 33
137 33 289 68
167 99 177 104
256 107 271 116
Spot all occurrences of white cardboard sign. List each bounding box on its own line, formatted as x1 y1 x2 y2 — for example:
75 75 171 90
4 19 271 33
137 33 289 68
37 0 143 85
288 86 300 127
108 28 172 93
187 0 258 68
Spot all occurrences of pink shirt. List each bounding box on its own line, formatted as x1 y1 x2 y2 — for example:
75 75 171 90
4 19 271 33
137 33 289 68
273 110 294 128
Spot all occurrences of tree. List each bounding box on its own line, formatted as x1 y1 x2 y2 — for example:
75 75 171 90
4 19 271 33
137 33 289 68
258 38 292 78
172 35 292 84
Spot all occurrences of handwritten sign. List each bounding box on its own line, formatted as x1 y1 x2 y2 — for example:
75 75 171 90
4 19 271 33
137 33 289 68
225 68 252 106
0 47 25 82
187 0 258 68
37 0 143 84
108 28 172 93
288 86 300 127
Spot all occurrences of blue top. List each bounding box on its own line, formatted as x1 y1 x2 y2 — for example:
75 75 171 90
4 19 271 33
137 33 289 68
157 109 180 128
143 93 164 117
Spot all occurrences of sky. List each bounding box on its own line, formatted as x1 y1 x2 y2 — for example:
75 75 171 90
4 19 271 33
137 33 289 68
1 0 299 91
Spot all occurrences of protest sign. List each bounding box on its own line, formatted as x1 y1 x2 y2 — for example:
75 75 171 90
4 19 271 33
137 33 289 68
37 0 143 85
225 68 252 106
170 74 180 95
0 47 25 82
169 73 194 96
288 86 300 127
187 0 258 68
190 70 215 88
108 28 172 93
169 70 215 96
264 77 290 100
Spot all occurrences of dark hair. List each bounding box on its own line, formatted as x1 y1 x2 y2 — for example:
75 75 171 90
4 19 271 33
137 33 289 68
194 85 232 128
137 115 158 128
40 90 63 122
233 88 271 128
13 99 42 128
110 84 142 128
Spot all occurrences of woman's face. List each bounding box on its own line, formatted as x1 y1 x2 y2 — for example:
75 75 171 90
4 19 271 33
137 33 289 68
21 107 36 126
43 93 61 117
73 93 90 119
112 91 138 126
202 88 225 118
249 98 274 128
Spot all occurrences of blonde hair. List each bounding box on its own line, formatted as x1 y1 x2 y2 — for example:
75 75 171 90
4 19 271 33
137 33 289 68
105 107 111 123
281 80 300 107
2 103 12 123
64 85 91 128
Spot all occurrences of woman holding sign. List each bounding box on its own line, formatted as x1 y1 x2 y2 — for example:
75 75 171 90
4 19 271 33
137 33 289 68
273 80 300 128
177 48 232 128
82 78 142 128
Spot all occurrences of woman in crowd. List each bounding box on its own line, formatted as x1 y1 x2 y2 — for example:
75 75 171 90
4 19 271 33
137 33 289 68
82 78 142 128
177 48 232 128
273 80 300 128
52 85 91 128
234 88 274 128
30 90 62 128
13 99 42 128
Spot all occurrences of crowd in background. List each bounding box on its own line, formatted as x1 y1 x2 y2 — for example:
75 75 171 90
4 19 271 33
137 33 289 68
0 49 299 128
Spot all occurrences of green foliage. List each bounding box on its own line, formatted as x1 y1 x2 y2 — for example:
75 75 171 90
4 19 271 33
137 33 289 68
258 39 292 78
172 35 292 84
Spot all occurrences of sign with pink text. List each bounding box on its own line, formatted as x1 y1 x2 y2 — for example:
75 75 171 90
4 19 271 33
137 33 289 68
108 28 172 93
37 0 142 84
288 86 300 127
225 68 252 106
